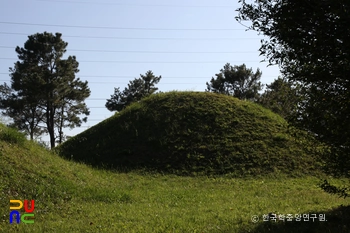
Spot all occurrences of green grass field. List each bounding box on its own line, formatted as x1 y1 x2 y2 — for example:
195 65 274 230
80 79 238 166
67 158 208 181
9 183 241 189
1 139 350 232
0 140 350 232
1 92 350 232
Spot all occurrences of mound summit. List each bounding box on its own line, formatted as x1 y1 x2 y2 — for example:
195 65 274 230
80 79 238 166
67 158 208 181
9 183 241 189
58 91 323 176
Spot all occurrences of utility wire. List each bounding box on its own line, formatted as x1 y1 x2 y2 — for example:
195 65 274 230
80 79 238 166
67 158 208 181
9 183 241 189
0 58 262 63
0 80 206 84
0 45 256 54
0 21 243 31
0 74 276 79
88 82 199 84
0 32 256 40
0 80 206 85
36 0 234 8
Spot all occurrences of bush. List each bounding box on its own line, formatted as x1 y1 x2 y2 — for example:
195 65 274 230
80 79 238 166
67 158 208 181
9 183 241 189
0 127 26 146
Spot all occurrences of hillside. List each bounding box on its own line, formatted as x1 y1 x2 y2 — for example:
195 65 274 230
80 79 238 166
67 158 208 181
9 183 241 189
58 91 324 176
1 123 350 232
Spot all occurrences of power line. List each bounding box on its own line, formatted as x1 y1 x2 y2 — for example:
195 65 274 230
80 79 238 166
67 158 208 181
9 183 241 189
0 32 256 40
0 58 262 63
0 80 204 84
36 0 234 8
88 82 200 84
0 21 243 31
83 119 107 121
88 107 109 108
0 74 277 79
77 76 206 78
89 82 200 84
0 45 256 54
0 79 220 85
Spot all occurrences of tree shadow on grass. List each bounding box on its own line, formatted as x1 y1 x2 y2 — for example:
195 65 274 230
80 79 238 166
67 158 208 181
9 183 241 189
240 205 350 233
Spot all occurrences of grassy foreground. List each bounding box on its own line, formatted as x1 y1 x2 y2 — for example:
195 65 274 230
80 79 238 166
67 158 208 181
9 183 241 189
1 126 350 232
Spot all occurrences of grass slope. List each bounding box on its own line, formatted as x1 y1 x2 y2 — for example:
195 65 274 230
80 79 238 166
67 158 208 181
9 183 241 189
58 91 323 176
0 124 350 232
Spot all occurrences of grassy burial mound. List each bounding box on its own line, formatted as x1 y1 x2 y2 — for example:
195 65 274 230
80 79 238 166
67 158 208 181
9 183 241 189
58 91 324 176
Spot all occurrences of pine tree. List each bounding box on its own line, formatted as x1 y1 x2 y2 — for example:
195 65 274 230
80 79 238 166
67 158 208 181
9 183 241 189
1 32 90 148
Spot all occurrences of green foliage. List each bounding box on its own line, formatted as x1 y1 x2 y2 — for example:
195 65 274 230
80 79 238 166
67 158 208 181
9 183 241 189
257 77 303 119
236 0 349 83
106 70 161 112
0 124 26 146
0 82 47 140
59 91 323 176
236 0 350 196
320 179 350 199
206 63 262 101
2 32 90 148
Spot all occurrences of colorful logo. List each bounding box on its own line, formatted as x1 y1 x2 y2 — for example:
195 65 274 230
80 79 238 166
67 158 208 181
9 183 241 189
9 200 35 224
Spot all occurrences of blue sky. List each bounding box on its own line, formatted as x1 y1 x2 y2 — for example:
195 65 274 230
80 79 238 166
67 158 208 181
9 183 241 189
0 0 281 144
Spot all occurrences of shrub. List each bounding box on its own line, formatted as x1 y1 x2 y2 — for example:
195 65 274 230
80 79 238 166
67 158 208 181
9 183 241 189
0 126 26 146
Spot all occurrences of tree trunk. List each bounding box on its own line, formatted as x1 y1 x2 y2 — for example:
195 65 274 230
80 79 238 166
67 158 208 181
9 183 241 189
30 128 34 140
30 109 35 140
58 106 64 144
46 102 56 149
49 107 55 149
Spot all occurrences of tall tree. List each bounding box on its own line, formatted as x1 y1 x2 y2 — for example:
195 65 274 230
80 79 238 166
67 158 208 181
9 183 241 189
0 76 46 140
106 70 161 112
2 32 90 148
54 75 90 145
206 63 262 101
257 77 302 119
237 0 350 196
